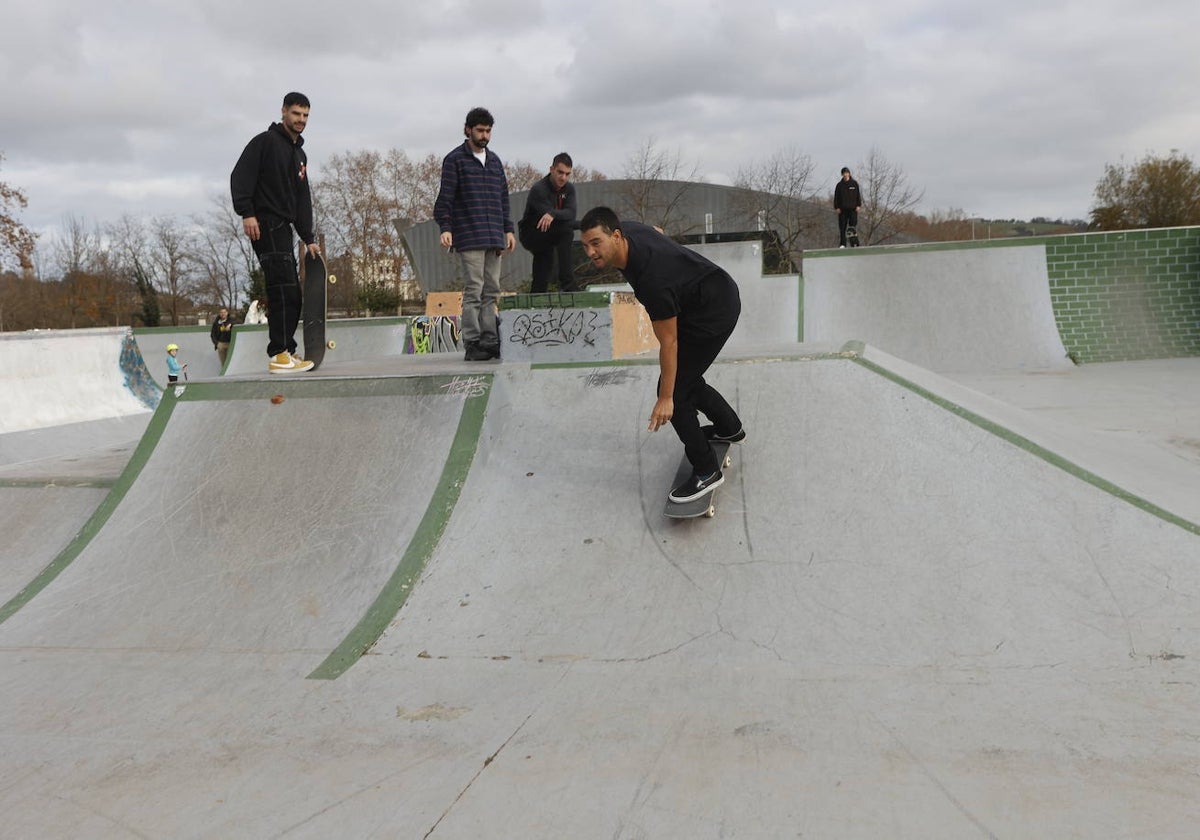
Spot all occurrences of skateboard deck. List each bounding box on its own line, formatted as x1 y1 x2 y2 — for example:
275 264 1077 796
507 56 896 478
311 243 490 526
664 441 732 519
302 252 336 369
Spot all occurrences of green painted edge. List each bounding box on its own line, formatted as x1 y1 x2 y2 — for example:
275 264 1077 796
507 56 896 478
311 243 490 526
307 379 493 680
133 324 213 336
0 395 177 626
529 348 858 372
839 344 1200 537
0 478 117 489
172 375 464 402
499 291 612 310
797 274 805 343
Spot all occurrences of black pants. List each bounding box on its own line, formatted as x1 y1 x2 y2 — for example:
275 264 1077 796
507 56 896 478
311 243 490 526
252 219 302 358
525 224 575 293
838 208 858 246
666 278 742 476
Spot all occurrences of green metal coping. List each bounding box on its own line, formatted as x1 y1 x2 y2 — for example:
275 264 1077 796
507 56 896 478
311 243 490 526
838 341 1200 537
804 237 1054 259
500 291 612 310
308 378 491 679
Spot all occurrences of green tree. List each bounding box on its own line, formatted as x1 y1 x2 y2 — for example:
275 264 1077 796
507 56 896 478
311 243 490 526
1090 150 1200 230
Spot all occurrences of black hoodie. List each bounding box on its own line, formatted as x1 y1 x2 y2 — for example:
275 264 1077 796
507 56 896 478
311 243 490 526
230 123 314 243
833 176 861 211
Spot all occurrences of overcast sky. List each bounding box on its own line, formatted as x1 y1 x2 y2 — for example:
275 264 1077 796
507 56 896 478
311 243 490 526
3 0 1198 242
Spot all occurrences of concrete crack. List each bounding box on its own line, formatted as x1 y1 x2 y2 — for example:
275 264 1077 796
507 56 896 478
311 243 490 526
422 711 535 838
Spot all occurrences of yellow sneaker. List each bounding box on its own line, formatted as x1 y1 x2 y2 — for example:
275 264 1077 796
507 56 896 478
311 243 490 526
268 352 314 373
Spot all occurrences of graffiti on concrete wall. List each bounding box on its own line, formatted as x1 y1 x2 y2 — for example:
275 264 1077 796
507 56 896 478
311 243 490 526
119 330 162 409
583 368 639 388
409 316 462 354
507 309 605 348
440 376 489 398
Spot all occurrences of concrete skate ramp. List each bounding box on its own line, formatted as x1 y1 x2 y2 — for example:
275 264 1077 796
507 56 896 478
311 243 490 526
0 487 109 606
133 326 226 387
804 244 1073 373
222 317 409 376
0 328 158 433
2 356 1199 838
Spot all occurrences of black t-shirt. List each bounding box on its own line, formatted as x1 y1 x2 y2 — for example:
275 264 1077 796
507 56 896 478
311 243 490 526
618 221 740 339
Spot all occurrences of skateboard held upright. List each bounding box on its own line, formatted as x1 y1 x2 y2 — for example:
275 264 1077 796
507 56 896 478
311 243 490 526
664 441 733 519
302 251 336 370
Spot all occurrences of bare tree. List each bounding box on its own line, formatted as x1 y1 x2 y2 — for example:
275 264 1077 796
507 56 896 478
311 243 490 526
733 146 823 271
854 146 925 245
51 214 104 329
106 215 162 327
147 216 197 325
619 137 702 233
315 149 408 313
504 160 542 194
383 150 442 225
0 152 37 272
192 197 255 312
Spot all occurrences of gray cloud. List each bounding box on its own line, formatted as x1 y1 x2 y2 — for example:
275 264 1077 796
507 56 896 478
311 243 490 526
2 0 1197 238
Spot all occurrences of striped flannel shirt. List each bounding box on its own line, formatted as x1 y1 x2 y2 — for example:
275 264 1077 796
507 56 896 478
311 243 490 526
433 141 514 251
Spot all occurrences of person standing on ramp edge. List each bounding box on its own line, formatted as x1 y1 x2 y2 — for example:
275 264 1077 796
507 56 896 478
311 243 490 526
230 91 318 373
434 106 515 361
579 206 745 503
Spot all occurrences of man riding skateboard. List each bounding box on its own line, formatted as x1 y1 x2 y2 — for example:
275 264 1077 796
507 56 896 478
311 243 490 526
580 206 745 503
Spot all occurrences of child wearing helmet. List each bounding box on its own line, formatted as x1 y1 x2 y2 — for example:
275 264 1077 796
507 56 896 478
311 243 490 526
166 344 187 384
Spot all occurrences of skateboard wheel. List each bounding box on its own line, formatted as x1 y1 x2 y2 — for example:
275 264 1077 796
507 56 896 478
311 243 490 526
328 274 337 285
723 456 732 468
705 506 716 518
327 340 336 349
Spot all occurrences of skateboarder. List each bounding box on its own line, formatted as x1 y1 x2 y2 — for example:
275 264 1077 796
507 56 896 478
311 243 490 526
579 206 745 503
834 167 862 248
230 91 318 373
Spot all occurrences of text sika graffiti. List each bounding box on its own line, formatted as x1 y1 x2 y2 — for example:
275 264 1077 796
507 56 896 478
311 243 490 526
440 376 489 398
507 309 605 348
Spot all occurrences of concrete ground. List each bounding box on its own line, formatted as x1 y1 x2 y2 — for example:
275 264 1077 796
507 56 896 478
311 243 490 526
1 344 1198 838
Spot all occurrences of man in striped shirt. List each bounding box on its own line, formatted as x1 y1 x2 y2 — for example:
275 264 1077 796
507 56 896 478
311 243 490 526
434 107 516 361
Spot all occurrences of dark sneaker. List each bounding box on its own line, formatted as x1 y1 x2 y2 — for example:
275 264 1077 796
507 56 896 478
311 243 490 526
464 341 492 361
480 342 501 360
669 469 724 503
701 425 746 444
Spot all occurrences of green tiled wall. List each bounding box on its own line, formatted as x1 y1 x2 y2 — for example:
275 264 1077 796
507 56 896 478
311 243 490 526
1044 227 1200 363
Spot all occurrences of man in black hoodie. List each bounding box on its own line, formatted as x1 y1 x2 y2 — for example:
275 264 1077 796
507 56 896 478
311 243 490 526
230 92 318 373
518 152 578 293
833 167 862 248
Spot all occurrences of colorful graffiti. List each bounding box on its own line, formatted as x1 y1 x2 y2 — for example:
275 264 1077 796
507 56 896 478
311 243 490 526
409 316 462 354
119 330 162 410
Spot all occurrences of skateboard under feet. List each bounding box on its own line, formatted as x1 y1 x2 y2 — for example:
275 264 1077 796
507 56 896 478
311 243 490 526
664 441 733 519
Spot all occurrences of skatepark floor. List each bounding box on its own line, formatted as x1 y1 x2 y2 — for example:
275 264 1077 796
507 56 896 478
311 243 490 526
2 345 1199 838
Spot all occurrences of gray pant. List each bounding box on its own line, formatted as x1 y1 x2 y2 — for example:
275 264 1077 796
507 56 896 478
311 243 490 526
458 249 502 346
